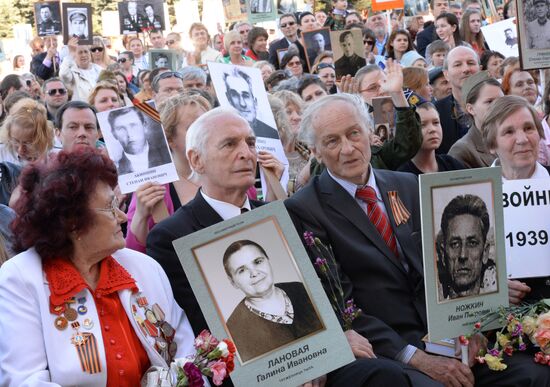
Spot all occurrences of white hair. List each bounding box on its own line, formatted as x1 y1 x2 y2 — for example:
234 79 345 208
299 93 373 147
185 107 251 168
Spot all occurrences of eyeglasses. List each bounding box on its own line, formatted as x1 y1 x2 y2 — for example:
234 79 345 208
358 83 382 93
9 138 33 149
94 196 121 219
280 21 296 28
90 47 104 53
117 58 128 63
364 40 375 46
46 88 67 96
152 71 184 89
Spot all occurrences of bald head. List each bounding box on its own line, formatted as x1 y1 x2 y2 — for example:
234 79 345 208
443 46 480 100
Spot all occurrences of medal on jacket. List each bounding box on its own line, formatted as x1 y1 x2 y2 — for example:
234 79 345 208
132 292 177 363
387 191 410 226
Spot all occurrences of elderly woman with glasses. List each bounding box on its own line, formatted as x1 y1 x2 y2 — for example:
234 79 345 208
0 148 199 386
0 98 54 166
280 48 304 78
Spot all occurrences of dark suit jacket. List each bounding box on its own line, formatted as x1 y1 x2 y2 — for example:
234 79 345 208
285 169 427 359
268 38 307 70
335 53 366 78
31 52 59 81
117 140 172 175
434 94 469 154
252 118 279 139
416 23 435 58
146 190 265 334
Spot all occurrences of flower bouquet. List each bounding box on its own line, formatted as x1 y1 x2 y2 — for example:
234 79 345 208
469 298 550 371
143 330 236 387
303 231 361 330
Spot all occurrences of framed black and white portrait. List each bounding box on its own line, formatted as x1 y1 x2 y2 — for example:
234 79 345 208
330 29 366 78
517 0 550 69
148 49 177 71
302 28 332 71
62 3 93 45
96 106 178 194
419 168 509 341
372 96 396 143
34 1 62 37
118 0 166 35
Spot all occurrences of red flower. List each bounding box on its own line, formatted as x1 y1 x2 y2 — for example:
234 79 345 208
474 322 481 329
504 346 513 356
223 339 236 354
222 353 235 373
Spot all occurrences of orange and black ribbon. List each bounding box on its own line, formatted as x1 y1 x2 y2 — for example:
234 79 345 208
387 191 411 226
75 333 102 374
134 101 160 123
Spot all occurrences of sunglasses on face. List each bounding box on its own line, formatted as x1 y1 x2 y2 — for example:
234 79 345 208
117 58 128 63
280 21 296 28
46 88 67 96
364 40 375 46
90 47 104 53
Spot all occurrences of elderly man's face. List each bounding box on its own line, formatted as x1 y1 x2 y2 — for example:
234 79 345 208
226 245 274 298
111 110 147 154
154 76 184 106
312 33 325 51
444 214 486 296
128 2 137 15
312 100 371 184
183 77 206 90
341 35 355 57
444 47 480 91
191 114 257 195
226 75 256 124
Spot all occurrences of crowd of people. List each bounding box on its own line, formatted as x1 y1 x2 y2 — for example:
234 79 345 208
1 0 550 385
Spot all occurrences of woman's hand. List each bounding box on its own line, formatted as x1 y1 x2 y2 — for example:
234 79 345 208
508 279 531 305
339 74 354 94
344 330 376 358
370 133 383 147
186 51 197 66
258 150 285 180
130 182 166 245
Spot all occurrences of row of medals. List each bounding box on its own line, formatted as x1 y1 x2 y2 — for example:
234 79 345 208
53 296 93 342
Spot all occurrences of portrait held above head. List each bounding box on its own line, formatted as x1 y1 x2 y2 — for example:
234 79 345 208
67 9 89 40
332 29 366 78
0 148 199 386
223 239 323 363
120 0 144 34
436 194 497 302
217 64 279 139
36 3 61 36
101 107 172 175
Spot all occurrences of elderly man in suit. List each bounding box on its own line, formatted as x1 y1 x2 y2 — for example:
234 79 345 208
286 93 550 387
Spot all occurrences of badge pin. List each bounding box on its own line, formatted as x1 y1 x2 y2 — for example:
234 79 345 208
77 305 87 315
64 307 78 322
54 316 68 330
83 318 94 330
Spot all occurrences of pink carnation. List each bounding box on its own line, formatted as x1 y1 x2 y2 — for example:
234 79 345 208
209 360 228 386
194 330 219 353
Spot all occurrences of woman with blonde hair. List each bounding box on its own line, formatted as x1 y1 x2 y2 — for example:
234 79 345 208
88 81 123 113
218 30 254 66
12 55 26 74
0 98 54 165
90 36 114 69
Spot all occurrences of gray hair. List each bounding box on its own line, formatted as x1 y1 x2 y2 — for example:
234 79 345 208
443 46 479 70
233 21 252 31
299 93 372 147
179 66 207 84
186 107 250 168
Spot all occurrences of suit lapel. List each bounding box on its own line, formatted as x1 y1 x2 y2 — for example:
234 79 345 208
375 171 423 276
190 190 224 228
319 171 406 274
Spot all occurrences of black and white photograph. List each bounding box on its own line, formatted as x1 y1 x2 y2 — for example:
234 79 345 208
62 3 93 45
97 106 178 194
222 0 248 23
480 18 519 59
404 0 429 16
148 49 177 71
250 0 273 13
517 0 550 69
372 96 396 141
431 182 498 303
330 29 367 78
118 0 166 35
277 0 297 14
34 1 62 37
191 218 324 364
302 28 332 71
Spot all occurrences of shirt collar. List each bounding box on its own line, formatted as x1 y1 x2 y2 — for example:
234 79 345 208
44 256 138 308
491 159 549 180
327 166 383 201
124 141 149 168
200 189 251 220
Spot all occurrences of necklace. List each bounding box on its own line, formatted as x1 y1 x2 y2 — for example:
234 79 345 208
245 289 294 324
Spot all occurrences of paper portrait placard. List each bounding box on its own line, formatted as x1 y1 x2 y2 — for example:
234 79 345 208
247 0 277 24
480 18 519 59
118 0 166 35
172 201 355 386
372 96 396 144
330 29 366 79
302 28 332 72
223 0 248 23
34 1 62 37
62 3 93 45
517 0 550 70
207 62 289 198
404 0 429 16
420 168 509 341
96 106 178 194
148 49 178 71
502 178 550 279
